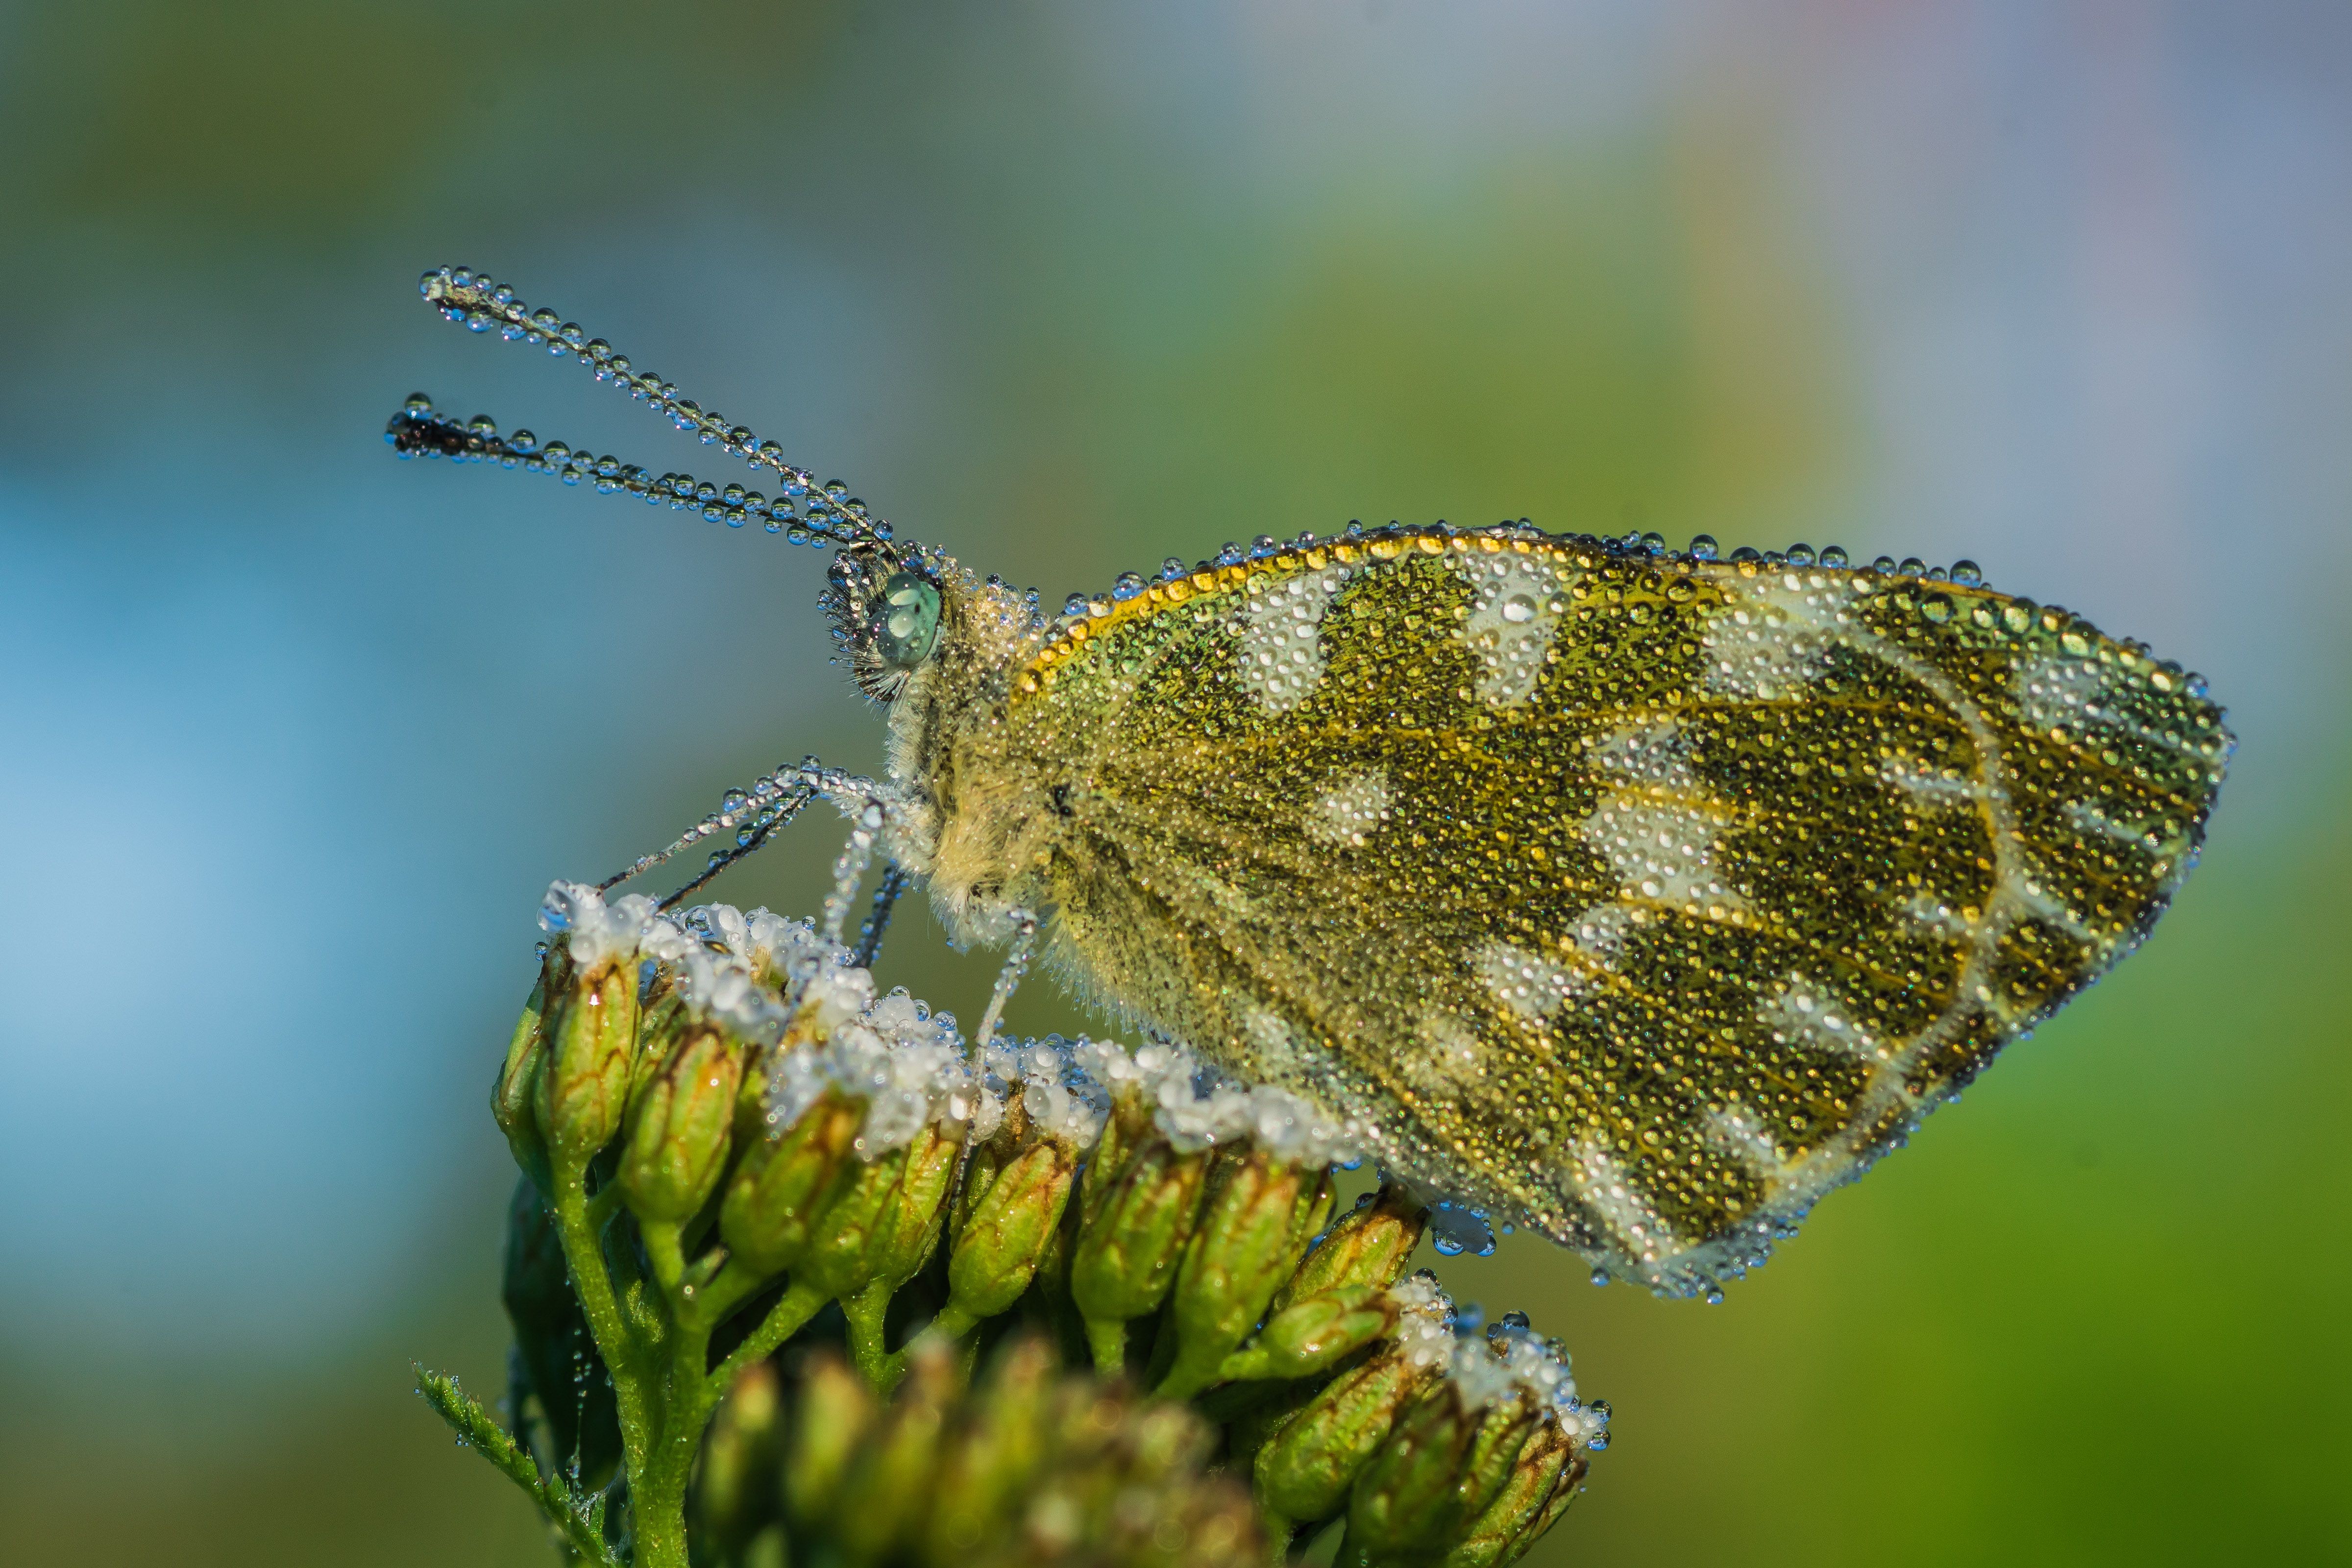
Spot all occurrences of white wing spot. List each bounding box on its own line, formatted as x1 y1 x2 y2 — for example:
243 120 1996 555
1588 716 1700 789
1473 941 1584 1020
1306 768 1395 846
1704 1105 1788 1178
2015 653 2205 758
1234 566 1358 714
1758 977 1883 1059
1701 574 1852 700
2065 798 2169 849
1563 1139 1681 1266
1413 1011 1489 1091
1452 554 1566 707
1581 794 1750 917
1244 1006 1323 1082
1568 901 1639 964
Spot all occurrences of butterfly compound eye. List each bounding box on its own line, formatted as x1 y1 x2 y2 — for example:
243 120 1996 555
874 573 942 668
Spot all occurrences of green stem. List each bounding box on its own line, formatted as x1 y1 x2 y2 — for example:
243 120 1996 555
1082 1313 1127 1376
416 1364 619 1567
842 1282 899 1392
641 1219 687 1297
630 1320 710 1568
709 1279 829 1393
549 1160 658 1471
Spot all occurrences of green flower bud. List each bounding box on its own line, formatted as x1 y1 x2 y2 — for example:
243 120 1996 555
795 1120 959 1304
630 978 686 1106
535 949 640 1176
1288 1166 1340 1257
825 1336 958 1561
1345 1383 1538 1562
490 960 559 1195
781 1352 877 1530
1069 1137 1211 1371
1218 1284 1397 1384
1251 1334 1445 1531
1077 1086 1158 1225
1156 1149 1317 1399
499 1175 619 1489
1270 1181 1428 1313
922 1332 1058 1560
717 1088 864 1280
617 1021 745 1226
779 1334 1275 1568
937 1133 1078 1336
693 1361 783 1563
1440 1417 1586 1568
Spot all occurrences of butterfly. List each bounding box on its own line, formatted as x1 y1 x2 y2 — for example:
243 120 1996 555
394 267 2232 1298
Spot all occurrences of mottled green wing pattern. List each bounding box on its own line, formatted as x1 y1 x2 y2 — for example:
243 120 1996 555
1005 528 2229 1294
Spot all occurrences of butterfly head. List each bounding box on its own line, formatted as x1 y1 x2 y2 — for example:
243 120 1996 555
824 540 947 703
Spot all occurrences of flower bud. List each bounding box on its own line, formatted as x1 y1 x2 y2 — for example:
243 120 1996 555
1069 1137 1211 1369
863 1122 965 1296
490 961 560 1195
795 1120 961 1307
535 948 640 1176
616 1021 744 1227
1270 1180 1427 1313
1156 1149 1315 1398
630 980 687 1110
1251 1337 1444 1531
1218 1284 1396 1384
823 1336 958 1560
1441 1416 1587 1568
921 1332 1057 1560
937 1133 1078 1336
781 1352 877 1529
1076 1086 1158 1225
1346 1383 1539 1561
499 1175 618 1488
717 1088 863 1280
693 1361 783 1563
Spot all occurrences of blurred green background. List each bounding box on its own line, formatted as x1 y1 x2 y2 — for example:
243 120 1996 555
2 2 2345 1564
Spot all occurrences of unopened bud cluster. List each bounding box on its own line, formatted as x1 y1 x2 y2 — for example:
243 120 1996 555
445 882 1607 1568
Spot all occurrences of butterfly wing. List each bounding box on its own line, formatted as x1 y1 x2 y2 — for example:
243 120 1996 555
999 529 2230 1294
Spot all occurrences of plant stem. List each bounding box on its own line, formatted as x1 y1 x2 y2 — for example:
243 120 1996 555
550 1159 660 1479
1084 1312 1127 1376
842 1282 898 1392
710 1279 829 1392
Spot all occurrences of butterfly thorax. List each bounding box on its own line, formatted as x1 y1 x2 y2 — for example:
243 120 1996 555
882 572 1069 949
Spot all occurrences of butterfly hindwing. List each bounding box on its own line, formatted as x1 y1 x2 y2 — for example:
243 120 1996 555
998 528 2229 1293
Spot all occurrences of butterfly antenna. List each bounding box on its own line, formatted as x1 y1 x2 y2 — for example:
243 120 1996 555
390 264 894 550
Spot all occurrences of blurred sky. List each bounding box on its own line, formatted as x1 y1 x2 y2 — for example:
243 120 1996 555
1 2 2347 1565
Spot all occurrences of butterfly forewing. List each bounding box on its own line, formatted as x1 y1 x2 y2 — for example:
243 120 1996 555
998 529 2228 1293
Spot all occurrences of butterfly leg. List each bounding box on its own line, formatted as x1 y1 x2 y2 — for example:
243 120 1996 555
594 757 828 904
973 910 1040 1050
851 862 913 971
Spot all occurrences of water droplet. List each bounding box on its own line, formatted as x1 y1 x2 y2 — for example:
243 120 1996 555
1819 544 1850 567
1688 534 1717 561
1950 559 1982 586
